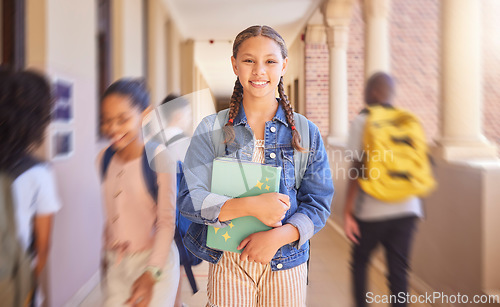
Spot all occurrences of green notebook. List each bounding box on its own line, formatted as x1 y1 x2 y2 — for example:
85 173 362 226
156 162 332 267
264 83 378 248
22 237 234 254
207 157 281 253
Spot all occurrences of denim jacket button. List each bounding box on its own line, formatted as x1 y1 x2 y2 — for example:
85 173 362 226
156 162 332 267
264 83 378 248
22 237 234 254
277 263 283 269
270 126 276 133
270 152 276 159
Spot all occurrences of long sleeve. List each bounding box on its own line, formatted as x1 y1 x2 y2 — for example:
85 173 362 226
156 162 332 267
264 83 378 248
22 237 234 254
177 115 231 228
147 170 177 267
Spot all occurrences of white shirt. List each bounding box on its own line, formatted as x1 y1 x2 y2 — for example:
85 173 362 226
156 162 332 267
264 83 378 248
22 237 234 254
11 163 62 250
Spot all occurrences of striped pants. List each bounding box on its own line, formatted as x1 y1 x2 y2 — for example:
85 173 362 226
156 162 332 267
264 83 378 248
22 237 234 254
207 252 307 307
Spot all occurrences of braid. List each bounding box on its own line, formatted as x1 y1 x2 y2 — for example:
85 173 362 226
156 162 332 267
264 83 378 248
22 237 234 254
223 78 243 144
278 77 305 152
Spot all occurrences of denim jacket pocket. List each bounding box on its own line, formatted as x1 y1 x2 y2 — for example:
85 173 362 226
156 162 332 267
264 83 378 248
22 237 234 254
281 148 296 190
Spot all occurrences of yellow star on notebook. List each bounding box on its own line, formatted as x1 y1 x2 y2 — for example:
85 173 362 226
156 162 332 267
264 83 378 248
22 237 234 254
265 177 269 182
265 185 270 191
229 222 234 229
255 180 263 189
214 227 219 234
222 232 231 242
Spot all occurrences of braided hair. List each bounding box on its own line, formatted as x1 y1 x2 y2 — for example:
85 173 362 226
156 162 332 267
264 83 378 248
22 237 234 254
225 25 305 151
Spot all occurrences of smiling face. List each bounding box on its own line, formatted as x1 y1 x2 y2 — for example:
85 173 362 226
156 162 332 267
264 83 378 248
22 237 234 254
100 94 145 152
231 35 288 102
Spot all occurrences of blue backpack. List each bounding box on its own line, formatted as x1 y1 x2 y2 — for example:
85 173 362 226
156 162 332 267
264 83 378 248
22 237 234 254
100 145 201 294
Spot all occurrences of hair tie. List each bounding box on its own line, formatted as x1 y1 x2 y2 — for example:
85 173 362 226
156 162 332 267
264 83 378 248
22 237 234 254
291 125 296 131
228 119 234 124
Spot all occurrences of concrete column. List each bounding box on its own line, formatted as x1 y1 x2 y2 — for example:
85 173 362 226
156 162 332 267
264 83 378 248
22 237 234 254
147 0 168 105
436 0 497 160
167 19 182 95
322 0 354 145
363 0 391 79
111 0 145 79
180 39 195 96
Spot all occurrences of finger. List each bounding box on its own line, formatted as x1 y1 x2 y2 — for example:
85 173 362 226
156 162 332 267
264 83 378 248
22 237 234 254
270 221 282 228
237 237 250 250
124 291 136 305
277 194 291 207
346 229 359 245
137 296 151 307
125 284 141 305
124 294 135 305
350 220 361 241
353 223 361 238
352 235 360 245
258 259 269 265
240 251 249 262
349 233 359 245
127 291 149 307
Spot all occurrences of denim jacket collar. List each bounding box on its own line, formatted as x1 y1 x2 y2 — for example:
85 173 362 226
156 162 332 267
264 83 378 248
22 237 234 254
233 99 289 128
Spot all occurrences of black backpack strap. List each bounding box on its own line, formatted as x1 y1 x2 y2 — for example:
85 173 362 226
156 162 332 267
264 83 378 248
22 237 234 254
141 149 158 203
101 147 116 180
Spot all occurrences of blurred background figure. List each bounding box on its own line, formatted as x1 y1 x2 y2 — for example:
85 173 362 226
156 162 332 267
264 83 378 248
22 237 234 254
343 72 430 307
98 78 179 306
0 68 62 307
158 94 201 307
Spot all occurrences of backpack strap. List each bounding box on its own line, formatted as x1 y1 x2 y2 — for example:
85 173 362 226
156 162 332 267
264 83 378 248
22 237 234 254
141 148 158 203
101 147 116 180
212 109 230 157
293 113 309 190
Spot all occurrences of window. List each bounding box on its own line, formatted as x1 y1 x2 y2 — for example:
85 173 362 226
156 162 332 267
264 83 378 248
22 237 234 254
1 0 25 70
97 0 111 98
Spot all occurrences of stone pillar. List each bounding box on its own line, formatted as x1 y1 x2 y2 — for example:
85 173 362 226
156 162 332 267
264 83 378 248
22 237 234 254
111 0 145 79
363 0 391 79
436 0 497 160
322 0 354 145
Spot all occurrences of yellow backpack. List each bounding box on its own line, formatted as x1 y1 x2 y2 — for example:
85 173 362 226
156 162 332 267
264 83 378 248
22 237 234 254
357 105 436 202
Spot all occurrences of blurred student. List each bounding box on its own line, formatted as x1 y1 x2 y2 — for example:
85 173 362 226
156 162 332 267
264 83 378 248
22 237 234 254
344 72 431 307
98 79 179 306
158 94 192 165
159 94 200 307
0 69 62 307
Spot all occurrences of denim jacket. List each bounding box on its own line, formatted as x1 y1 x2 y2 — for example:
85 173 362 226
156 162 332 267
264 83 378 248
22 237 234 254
177 103 334 271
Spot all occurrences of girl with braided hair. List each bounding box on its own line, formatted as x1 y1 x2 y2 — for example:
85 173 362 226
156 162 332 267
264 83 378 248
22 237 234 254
178 25 334 306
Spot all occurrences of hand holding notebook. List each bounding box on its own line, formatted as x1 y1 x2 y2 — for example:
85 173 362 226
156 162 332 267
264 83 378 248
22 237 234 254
250 192 290 227
207 158 286 253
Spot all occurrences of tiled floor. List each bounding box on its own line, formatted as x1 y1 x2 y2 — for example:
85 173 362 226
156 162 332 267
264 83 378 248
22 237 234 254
80 222 429 306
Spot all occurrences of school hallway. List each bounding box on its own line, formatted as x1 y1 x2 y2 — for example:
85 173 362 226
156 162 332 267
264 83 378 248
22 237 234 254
5 0 500 306
79 220 431 307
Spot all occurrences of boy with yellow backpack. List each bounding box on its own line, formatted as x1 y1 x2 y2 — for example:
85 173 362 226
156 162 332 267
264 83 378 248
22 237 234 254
344 72 435 307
